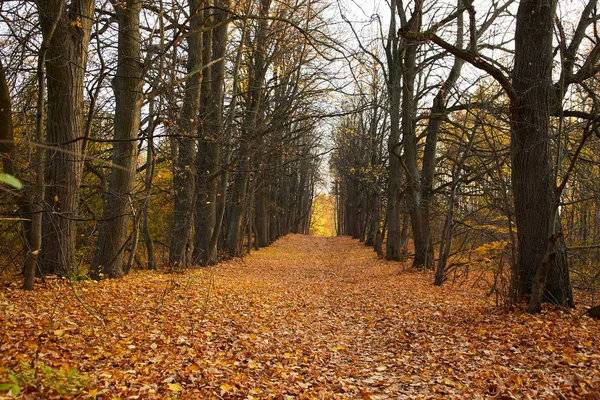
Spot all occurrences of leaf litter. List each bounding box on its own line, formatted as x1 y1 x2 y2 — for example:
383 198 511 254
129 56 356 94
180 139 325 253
1 234 599 399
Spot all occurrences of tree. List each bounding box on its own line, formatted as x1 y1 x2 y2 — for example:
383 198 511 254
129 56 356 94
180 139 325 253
383 0 405 262
36 0 95 276
401 0 600 311
0 60 15 180
91 0 144 279
169 0 203 268
193 0 231 265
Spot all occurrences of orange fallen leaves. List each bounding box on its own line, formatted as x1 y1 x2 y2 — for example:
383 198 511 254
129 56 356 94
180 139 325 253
0 234 599 398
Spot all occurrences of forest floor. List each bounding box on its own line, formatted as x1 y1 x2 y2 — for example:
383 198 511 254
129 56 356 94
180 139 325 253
1 234 600 399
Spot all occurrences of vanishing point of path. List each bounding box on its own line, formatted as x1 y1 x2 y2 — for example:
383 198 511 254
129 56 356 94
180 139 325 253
1 234 600 399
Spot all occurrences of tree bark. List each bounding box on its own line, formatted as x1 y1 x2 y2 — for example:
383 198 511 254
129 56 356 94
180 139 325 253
37 0 95 276
22 1 64 288
511 0 573 308
194 0 230 265
398 2 434 270
225 0 271 256
256 176 270 247
91 0 143 279
384 0 404 261
0 60 14 176
170 0 203 268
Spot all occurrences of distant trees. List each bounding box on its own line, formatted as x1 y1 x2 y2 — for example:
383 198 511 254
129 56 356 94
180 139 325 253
330 58 388 254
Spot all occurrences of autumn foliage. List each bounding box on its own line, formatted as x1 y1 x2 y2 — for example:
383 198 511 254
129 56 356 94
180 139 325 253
0 234 599 398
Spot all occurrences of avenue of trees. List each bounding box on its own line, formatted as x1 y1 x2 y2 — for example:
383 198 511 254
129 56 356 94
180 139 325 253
0 0 334 285
2 0 600 314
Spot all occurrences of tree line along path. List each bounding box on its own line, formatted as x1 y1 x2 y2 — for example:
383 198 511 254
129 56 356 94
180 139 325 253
1 234 599 399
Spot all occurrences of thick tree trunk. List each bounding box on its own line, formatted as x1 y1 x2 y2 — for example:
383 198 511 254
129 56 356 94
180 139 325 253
171 0 204 268
37 0 94 276
384 0 404 261
399 5 433 270
91 0 143 279
408 203 433 269
511 0 573 309
225 0 270 256
194 0 229 265
385 80 403 260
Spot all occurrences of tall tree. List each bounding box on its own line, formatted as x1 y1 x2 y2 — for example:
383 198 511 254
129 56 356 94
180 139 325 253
397 0 433 269
170 0 203 268
510 0 569 312
193 0 231 265
91 0 144 279
0 60 14 177
36 0 95 275
383 0 405 261
225 0 272 257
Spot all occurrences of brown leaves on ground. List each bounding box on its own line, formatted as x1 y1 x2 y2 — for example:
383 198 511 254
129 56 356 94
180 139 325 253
1 234 600 399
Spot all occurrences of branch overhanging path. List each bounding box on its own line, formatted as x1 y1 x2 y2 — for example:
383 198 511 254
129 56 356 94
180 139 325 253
1 235 600 398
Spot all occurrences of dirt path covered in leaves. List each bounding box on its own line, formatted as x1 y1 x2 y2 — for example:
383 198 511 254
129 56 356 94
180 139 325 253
1 234 600 399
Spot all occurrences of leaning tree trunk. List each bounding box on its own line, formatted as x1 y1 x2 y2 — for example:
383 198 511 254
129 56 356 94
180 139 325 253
19 1 63 288
511 0 573 310
91 0 143 279
36 0 94 276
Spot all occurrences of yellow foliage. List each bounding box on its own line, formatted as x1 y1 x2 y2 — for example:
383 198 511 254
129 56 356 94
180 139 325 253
474 241 508 257
310 194 335 237
473 224 510 234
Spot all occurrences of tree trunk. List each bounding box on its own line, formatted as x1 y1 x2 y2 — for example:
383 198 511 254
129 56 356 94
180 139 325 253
37 0 95 276
171 0 203 268
511 0 573 309
226 0 270 256
256 179 270 247
399 4 433 270
384 0 404 261
22 2 65 288
0 60 14 180
91 0 143 279
194 0 230 265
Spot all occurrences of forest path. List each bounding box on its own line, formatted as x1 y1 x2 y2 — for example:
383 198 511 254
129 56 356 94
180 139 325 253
1 235 600 399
